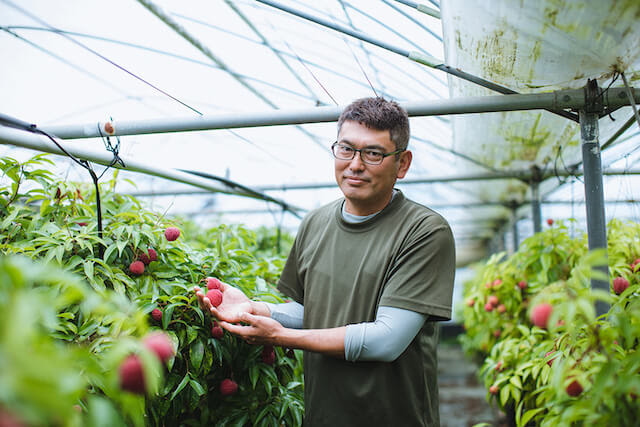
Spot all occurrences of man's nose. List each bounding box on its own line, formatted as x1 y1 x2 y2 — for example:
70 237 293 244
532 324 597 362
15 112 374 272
348 152 366 170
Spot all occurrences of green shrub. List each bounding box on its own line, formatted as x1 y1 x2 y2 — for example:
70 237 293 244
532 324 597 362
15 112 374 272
461 220 640 426
0 154 303 426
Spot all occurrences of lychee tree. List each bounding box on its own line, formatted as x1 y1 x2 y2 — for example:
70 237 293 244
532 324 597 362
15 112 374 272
461 220 640 426
0 154 304 426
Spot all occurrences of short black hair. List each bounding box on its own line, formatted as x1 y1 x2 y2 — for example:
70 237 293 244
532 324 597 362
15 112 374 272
337 97 410 151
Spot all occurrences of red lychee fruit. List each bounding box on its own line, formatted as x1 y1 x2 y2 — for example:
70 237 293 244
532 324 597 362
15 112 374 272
613 276 630 295
119 354 146 394
488 295 499 307
492 279 502 288
545 351 556 366
147 248 158 262
261 345 275 365
493 329 501 338
0 407 25 427
164 227 180 241
518 280 527 290
139 252 151 265
495 361 503 371
466 298 475 307
484 302 494 312
206 289 223 307
129 260 145 276
77 222 87 227
220 378 238 396
484 282 492 289
211 322 224 339
143 332 174 364
489 385 499 395
547 218 554 226
497 304 506 314
151 308 163 322
530 303 553 329
566 379 583 397
206 277 222 290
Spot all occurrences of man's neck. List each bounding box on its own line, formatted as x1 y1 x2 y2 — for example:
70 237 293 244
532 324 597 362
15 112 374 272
343 190 398 218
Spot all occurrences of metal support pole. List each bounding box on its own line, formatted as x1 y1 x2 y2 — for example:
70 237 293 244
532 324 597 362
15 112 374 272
511 208 519 252
530 166 542 233
580 79 610 314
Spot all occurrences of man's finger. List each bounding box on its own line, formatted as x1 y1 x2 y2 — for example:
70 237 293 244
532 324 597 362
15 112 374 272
219 320 250 335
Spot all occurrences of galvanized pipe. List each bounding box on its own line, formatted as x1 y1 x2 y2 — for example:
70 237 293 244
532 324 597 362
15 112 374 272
579 107 610 313
42 87 640 139
530 180 542 233
0 125 300 213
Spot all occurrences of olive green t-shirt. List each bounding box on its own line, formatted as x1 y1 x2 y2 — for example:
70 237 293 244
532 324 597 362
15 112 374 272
277 191 455 427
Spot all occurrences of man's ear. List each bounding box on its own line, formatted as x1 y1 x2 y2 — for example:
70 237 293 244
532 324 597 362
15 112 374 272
396 150 412 179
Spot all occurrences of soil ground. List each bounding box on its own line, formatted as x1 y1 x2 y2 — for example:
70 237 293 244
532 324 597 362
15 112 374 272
438 342 507 427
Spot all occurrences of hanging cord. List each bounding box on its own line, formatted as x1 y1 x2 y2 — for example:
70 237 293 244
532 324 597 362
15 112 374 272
28 121 126 259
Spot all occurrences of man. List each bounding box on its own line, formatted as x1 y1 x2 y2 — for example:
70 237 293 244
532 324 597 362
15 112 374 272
195 97 455 426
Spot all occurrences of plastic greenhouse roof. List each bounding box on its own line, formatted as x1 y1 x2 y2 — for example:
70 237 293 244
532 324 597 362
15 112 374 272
1 0 640 267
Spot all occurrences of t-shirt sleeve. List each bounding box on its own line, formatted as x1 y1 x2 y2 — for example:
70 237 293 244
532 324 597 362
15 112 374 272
379 216 455 321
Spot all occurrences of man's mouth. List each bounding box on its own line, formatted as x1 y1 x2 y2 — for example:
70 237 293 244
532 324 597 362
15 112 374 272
343 175 368 184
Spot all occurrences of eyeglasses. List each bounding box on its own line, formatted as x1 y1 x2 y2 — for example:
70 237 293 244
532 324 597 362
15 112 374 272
331 142 405 165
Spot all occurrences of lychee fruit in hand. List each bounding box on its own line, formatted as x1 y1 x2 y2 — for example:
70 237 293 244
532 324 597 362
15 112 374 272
206 277 222 290
530 303 553 329
220 378 238 396
119 354 146 394
613 277 629 295
129 260 145 276
206 289 223 307
164 227 180 241
151 308 163 323
143 332 175 364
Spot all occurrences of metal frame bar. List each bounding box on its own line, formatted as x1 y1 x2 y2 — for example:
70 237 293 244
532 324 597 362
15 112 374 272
41 87 639 139
0 125 302 215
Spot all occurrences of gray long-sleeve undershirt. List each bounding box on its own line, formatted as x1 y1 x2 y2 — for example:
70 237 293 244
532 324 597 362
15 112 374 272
264 301 426 362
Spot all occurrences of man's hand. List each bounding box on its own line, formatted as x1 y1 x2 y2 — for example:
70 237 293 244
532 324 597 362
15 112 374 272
220 312 284 346
194 282 266 323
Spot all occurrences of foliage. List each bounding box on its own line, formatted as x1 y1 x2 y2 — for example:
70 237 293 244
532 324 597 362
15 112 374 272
0 155 303 426
461 220 640 426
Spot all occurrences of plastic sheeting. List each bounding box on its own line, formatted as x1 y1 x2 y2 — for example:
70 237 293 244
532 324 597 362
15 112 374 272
441 0 640 203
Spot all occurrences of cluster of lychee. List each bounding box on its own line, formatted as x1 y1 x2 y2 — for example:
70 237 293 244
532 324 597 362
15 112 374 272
119 332 174 395
128 227 180 276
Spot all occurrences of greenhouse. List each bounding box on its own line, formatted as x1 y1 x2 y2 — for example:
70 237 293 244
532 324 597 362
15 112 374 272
1 0 639 426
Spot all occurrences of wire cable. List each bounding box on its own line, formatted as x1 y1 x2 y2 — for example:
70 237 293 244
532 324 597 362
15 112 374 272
1 0 203 115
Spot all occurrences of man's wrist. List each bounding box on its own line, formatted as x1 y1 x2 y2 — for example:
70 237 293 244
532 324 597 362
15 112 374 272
250 301 271 317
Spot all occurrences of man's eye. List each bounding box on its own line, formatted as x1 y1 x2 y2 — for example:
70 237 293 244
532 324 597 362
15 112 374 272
365 150 383 157
340 146 354 153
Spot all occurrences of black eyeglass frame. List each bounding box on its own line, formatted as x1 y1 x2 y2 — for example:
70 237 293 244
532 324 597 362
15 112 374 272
331 141 405 165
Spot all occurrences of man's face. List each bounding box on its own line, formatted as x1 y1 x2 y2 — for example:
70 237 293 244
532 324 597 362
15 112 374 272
334 120 411 216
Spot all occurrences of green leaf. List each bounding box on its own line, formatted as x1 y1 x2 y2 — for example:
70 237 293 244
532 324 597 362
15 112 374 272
170 373 190 400
500 384 511 406
189 378 206 396
83 260 94 282
521 408 544 426
189 339 204 372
